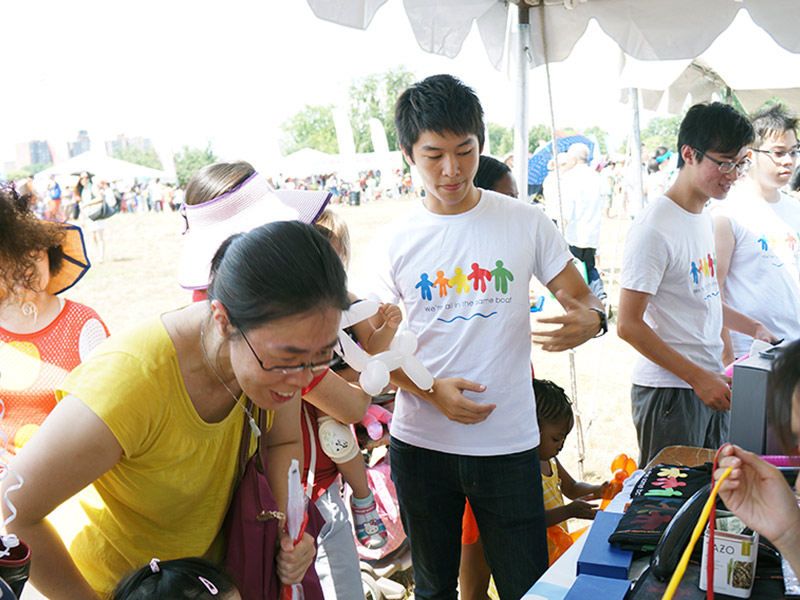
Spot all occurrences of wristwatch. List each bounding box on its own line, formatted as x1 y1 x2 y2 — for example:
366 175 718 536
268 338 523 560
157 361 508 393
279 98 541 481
589 307 608 337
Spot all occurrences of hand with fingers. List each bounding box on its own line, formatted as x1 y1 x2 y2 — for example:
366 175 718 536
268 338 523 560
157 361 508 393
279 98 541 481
689 368 731 410
531 290 603 352
567 497 599 520
423 377 494 424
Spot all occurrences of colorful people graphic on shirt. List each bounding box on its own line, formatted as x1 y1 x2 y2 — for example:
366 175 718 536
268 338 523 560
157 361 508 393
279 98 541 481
416 273 434 301
707 253 714 277
786 233 797 251
467 262 492 292
434 270 451 298
690 261 700 284
448 267 470 294
701 257 710 277
491 260 514 294
758 236 769 251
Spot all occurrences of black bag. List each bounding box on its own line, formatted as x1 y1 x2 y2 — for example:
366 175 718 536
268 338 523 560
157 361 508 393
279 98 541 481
88 200 116 221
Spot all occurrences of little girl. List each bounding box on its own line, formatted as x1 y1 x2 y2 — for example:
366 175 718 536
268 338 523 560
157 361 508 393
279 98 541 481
314 208 401 549
535 378 608 563
112 558 239 600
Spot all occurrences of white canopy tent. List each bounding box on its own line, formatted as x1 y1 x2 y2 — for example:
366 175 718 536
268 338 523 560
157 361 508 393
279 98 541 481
307 0 800 196
34 150 173 185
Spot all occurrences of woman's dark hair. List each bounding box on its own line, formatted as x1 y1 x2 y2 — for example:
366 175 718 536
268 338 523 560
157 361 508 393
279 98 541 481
677 102 753 168
207 220 350 333
474 156 511 191
0 182 66 303
395 74 485 158
767 339 800 453
75 172 92 198
534 378 574 428
111 557 236 600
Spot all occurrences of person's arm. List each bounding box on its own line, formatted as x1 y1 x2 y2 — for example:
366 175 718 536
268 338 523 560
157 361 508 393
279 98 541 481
715 444 800 574
617 288 731 410
556 458 607 500
303 369 370 424
713 214 737 365
389 369 493 424
1 395 123 600
361 303 403 355
264 396 317 586
532 261 604 352
721 303 776 344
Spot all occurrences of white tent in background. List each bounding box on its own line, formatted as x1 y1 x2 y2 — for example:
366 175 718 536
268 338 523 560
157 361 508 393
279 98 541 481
619 10 800 115
34 150 173 185
279 148 340 179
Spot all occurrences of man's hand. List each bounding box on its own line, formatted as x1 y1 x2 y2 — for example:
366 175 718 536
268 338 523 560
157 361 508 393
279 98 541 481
752 322 778 345
532 290 602 352
423 377 493 424
688 368 731 410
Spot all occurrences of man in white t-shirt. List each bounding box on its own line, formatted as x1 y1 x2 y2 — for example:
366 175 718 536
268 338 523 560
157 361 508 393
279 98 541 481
712 103 800 364
618 102 777 468
364 74 605 600
560 143 607 301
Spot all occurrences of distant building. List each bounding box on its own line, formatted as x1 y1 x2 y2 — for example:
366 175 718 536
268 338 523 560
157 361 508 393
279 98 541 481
105 134 153 157
15 140 52 168
69 130 91 157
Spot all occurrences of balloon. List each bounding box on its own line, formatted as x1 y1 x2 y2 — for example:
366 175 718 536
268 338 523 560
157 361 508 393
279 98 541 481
335 302 434 395
599 469 627 511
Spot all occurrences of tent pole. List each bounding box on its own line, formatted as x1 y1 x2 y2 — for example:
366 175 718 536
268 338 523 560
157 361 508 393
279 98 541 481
629 87 644 215
514 4 530 200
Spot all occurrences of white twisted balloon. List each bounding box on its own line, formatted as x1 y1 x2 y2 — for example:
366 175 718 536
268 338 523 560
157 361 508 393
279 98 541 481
336 300 434 396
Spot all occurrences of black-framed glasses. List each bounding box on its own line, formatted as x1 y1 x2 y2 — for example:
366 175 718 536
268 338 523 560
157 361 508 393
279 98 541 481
693 148 750 174
750 147 800 162
240 330 342 375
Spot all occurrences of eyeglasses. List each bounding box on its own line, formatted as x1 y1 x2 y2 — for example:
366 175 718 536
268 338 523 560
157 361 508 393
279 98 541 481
750 147 800 162
240 330 341 375
693 148 750 174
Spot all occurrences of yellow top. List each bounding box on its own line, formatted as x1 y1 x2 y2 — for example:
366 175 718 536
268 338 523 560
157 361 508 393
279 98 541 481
57 317 272 595
542 457 567 559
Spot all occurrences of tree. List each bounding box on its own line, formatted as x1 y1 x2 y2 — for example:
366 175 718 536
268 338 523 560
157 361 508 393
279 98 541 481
173 144 218 187
114 146 163 170
487 122 513 157
528 124 551 153
279 104 338 156
641 114 682 152
348 66 416 152
583 125 610 155
6 162 51 182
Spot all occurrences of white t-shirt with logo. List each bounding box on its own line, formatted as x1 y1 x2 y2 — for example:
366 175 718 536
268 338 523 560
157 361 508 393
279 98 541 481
710 189 800 357
621 195 724 388
364 190 573 456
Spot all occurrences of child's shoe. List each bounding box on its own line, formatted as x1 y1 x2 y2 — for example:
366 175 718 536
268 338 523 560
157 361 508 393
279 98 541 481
351 491 388 549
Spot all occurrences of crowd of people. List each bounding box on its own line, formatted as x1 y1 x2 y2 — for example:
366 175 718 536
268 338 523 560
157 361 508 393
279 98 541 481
0 73 799 600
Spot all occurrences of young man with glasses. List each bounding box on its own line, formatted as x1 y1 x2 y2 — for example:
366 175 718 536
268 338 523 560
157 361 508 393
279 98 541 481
711 103 800 365
617 102 777 467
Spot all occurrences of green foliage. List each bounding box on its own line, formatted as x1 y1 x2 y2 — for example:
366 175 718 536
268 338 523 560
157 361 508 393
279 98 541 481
528 124 551 153
487 122 514 157
641 114 682 152
114 146 163 170
583 125 609 155
348 65 416 153
173 144 218 187
6 162 51 182
279 104 338 155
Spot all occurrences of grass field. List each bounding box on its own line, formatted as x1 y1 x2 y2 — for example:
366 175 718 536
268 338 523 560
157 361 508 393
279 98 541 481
67 196 640 483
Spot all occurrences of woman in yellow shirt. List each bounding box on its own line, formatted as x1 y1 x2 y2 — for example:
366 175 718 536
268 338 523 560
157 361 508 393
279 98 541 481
2 220 351 599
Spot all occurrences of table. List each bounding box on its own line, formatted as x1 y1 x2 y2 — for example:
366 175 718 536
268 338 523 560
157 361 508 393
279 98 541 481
522 446 715 599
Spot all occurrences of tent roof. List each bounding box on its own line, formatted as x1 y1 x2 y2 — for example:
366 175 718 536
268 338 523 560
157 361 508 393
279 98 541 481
307 1 800 69
34 151 173 184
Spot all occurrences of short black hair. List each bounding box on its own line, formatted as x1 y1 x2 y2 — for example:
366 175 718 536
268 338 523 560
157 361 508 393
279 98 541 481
394 74 484 158
750 102 798 147
112 557 236 600
474 155 511 191
767 339 800 453
534 378 573 428
676 102 753 168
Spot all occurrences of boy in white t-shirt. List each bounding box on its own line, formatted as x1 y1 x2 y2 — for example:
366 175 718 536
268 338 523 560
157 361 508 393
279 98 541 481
364 74 606 600
618 102 777 468
711 103 800 364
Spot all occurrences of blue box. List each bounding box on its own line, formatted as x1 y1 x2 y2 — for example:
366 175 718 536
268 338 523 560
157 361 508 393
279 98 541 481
576 511 633 579
564 574 630 599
